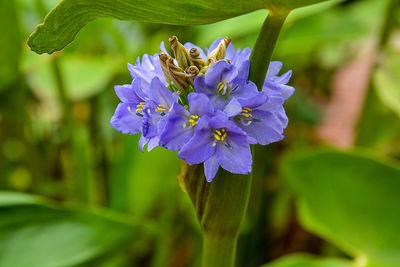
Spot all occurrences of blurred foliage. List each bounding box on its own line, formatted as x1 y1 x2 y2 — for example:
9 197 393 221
0 0 400 266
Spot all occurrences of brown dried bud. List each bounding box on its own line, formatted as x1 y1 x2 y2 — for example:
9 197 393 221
207 37 231 63
189 48 206 70
159 52 172 84
166 58 189 93
169 36 191 70
185 65 200 86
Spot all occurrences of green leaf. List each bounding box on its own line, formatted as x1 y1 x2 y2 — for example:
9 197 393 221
261 253 352 267
281 149 400 266
374 50 400 118
28 0 333 54
0 191 148 267
0 0 22 90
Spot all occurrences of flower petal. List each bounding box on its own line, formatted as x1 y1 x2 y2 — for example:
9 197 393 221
159 104 193 151
204 61 235 87
147 136 159 151
204 154 220 182
110 103 142 135
149 77 175 107
178 125 215 165
139 135 148 152
216 135 252 175
188 93 214 117
266 61 283 77
239 109 285 145
223 97 242 117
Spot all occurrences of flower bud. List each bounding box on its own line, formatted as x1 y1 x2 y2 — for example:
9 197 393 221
207 37 231 63
185 65 200 86
169 36 191 70
159 52 172 84
166 57 189 93
189 48 206 70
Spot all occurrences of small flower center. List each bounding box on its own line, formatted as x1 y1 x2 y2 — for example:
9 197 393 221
155 104 169 112
214 128 227 141
217 80 230 96
135 102 145 113
128 102 145 117
188 115 199 126
240 107 253 118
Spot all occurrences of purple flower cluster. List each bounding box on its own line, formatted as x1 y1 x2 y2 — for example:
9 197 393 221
111 37 294 182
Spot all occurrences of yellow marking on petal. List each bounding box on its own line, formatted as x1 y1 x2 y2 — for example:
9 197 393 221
243 107 252 111
159 104 169 109
136 107 143 113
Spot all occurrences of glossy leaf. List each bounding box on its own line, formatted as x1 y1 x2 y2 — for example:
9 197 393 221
28 0 332 54
0 191 147 267
261 253 352 267
281 149 400 266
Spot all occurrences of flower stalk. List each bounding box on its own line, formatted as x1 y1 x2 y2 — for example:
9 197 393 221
249 10 289 90
178 162 252 267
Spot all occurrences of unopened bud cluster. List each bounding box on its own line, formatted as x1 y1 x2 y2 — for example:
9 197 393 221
160 36 231 95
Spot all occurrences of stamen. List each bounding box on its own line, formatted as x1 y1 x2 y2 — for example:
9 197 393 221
240 107 253 118
214 128 228 142
155 104 169 114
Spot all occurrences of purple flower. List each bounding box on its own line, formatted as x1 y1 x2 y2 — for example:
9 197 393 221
224 91 288 145
110 36 295 182
159 93 214 151
111 77 146 135
178 111 256 182
128 54 167 91
194 60 258 110
141 77 178 146
263 61 295 100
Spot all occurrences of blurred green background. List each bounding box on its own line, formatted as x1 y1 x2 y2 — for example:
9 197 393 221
0 0 400 266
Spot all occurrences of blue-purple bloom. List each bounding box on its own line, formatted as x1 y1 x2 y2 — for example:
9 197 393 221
111 36 294 182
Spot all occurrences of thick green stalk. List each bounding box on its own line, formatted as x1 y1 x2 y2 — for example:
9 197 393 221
249 10 289 90
178 162 252 267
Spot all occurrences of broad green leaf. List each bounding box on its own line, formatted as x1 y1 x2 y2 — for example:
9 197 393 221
374 50 400 118
281 149 400 267
0 0 22 90
0 191 148 267
28 0 333 54
261 253 352 267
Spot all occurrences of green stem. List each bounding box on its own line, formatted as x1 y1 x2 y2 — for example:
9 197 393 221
202 233 237 267
179 162 252 267
378 0 399 49
249 10 289 90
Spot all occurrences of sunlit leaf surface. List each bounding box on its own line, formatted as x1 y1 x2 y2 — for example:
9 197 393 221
281 150 400 267
28 0 332 54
